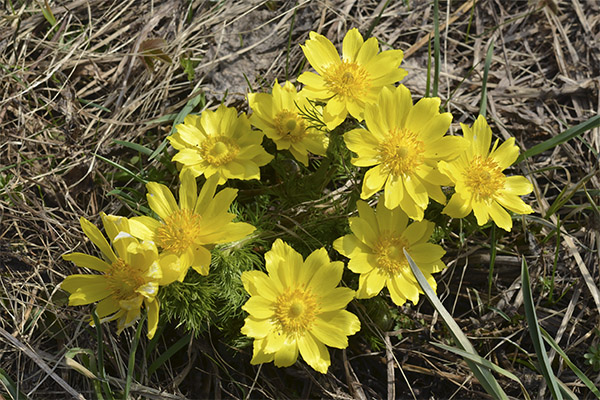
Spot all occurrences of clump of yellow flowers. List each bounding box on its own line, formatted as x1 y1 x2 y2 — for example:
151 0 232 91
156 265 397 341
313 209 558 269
61 27 533 375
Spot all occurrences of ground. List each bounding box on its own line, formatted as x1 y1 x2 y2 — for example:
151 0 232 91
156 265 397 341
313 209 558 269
1 0 599 399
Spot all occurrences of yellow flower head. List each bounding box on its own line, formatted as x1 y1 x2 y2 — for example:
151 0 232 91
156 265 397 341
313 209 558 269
344 85 466 220
334 201 446 306
248 80 329 166
241 239 360 374
298 28 407 130
169 104 273 184
61 214 162 339
438 115 534 231
129 170 256 282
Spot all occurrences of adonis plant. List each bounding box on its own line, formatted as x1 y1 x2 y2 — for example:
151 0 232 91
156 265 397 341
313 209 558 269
57 20 587 399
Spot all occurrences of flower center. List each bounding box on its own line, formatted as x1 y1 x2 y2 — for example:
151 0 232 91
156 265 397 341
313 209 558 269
322 61 371 100
105 258 146 300
199 136 240 166
378 128 425 176
273 110 307 143
155 209 203 255
373 233 410 276
464 156 505 201
274 287 319 336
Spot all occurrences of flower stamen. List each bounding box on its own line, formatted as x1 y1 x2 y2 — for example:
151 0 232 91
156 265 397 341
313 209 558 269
464 156 505 201
378 128 425 176
155 209 203 255
322 61 371 100
105 259 146 300
199 136 240 166
373 233 410 277
274 287 319 337
273 110 307 143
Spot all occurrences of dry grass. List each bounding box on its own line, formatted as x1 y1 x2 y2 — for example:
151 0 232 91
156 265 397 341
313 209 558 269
1 0 599 399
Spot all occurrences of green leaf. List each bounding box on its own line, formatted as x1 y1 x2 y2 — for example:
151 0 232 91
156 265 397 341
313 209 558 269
540 328 600 399
404 249 509 399
148 333 192 376
432 343 531 400
516 114 600 164
150 91 205 161
94 153 148 184
112 140 153 156
521 258 563 399
479 39 495 118
0 367 29 400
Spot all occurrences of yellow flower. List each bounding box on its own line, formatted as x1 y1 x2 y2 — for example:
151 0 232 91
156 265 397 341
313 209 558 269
344 85 466 220
248 80 329 166
169 104 273 184
298 28 407 130
334 201 445 306
61 214 162 339
241 239 360 374
129 170 255 282
438 115 533 231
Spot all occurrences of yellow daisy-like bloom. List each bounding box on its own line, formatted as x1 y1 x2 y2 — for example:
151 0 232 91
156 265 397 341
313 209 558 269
438 115 533 231
241 239 360 374
169 104 273 185
129 170 255 282
344 85 466 221
248 80 329 166
334 201 446 306
61 214 162 339
298 28 407 130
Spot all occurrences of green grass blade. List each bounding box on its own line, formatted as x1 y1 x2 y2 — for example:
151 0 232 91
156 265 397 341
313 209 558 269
540 328 600 399
112 140 153 156
516 114 600 164
124 313 145 400
479 38 494 118
432 343 531 400
521 258 563 400
94 154 148 185
0 367 28 400
364 0 391 39
149 91 205 160
148 333 192 376
432 0 440 98
92 310 114 400
404 249 509 399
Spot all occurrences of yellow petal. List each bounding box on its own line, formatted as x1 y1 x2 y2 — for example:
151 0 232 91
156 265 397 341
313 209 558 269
307 261 344 294
443 192 472 219
342 28 364 61
376 200 408 234
347 251 377 274
405 97 441 135
146 182 178 220
333 234 370 259
387 277 407 306
504 175 533 196
497 193 533 215
190 245 212 276
241 270 279 301
63 253 110 272
362 165 387 199
317 287 356 312
298 333 330 374
472 200 491 226
179 169 197 211
273 340 298 368
403 220 432 245
391 275 420 305
80 217 116 263
364 268 387 297
158 253 186 286
491 137 519 169
128 216 159 241
242 296 275 319
349 216 377 247
242 316 274 339
145 298 159 339
488 201 513 231
404 175 429 209
408 243 445 264
383 174 404 210
250 338 275 365
300 247 329 286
